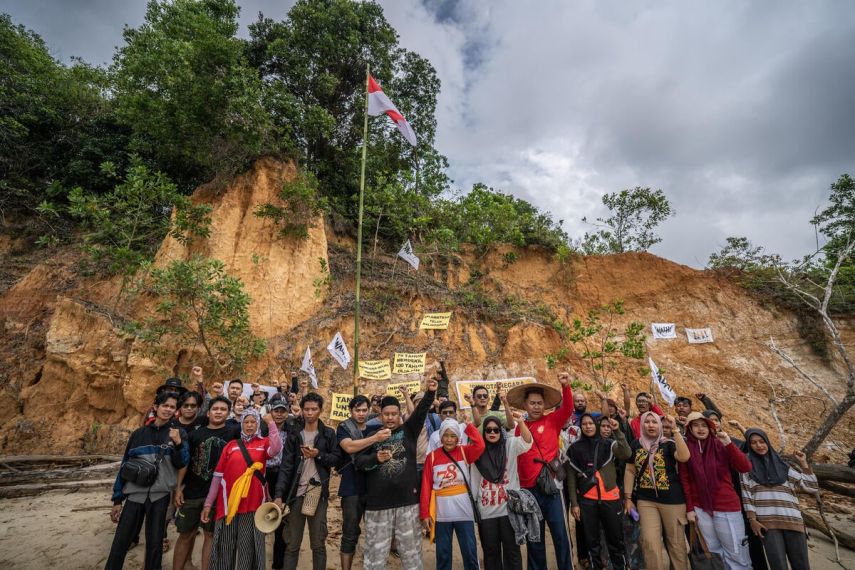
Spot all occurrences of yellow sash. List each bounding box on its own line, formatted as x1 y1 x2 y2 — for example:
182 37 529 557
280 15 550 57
226 461 264 525
428 484 468 542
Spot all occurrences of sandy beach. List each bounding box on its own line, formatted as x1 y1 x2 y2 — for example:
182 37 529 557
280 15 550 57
0 480 852 569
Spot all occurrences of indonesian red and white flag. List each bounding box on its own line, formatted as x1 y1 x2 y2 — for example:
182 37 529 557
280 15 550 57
367 75 418 146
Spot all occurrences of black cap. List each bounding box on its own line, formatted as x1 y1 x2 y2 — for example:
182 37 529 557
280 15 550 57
156 377 187 395
269 394 288 410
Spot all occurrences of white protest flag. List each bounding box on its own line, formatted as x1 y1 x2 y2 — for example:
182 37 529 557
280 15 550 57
651 323 677 339
397 239 420 270
300 346 319 389
649 356 676 406
327 332 351 369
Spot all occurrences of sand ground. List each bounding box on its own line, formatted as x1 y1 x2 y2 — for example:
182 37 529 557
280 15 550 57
0 483 852 569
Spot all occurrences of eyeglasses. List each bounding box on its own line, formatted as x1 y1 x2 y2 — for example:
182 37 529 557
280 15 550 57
182 403 198 409
484 427 501 434
440 410 456 416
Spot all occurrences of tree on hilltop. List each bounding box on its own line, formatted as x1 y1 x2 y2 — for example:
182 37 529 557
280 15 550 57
581 187 674 254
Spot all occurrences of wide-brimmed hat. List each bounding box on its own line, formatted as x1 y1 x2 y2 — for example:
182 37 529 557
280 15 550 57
506 382 562 410
156 377 187 395
686 411 716 431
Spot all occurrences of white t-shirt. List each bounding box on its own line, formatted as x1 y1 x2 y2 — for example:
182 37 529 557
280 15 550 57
470 435 532 520
427 422 469 454
430 452 474 522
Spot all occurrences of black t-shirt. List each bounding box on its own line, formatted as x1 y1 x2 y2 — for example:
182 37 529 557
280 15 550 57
630 440 685 504
183 424 240 499
355 392 435 511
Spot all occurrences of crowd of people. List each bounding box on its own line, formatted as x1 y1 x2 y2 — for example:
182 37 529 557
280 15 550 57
106 367 819 570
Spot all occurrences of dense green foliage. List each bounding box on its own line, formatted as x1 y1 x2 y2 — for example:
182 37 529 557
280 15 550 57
113 0 273 191
0 15 129 228
581 187 674 254
130 256 267 375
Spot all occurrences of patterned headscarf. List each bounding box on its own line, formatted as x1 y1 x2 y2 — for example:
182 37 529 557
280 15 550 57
240 408 262 442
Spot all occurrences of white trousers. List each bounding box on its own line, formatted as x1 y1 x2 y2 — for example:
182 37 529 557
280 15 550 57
695 508 751 570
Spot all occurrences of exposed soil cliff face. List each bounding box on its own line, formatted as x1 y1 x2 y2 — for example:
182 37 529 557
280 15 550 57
0 159 852 460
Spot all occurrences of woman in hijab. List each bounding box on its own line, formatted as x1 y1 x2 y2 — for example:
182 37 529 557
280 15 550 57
624 411 690 570
201 409 281 570
419 417 485 570
741 429 817 570
469 412 532 570
682 412 752 570
568 413 631 569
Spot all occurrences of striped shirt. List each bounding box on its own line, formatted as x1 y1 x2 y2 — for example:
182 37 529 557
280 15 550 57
740 468 818 532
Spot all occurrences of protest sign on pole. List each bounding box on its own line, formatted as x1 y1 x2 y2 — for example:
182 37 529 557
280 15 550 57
651 323 677 339
419 312 453 330
386 380 423 400
685 327 714 344
358 359 392 380
329 392 353 422
300 346 319 388
454 377 536 409
327 332 351 369
393 352 427 375
649 357 676 406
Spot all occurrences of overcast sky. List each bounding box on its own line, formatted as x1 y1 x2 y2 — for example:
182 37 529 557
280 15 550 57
7 1 854 267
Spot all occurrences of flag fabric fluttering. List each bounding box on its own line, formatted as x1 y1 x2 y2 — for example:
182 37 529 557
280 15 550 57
397 239 420 270
327 332 352 370
367 75 418 146
648 356 676 406
300 347 318 389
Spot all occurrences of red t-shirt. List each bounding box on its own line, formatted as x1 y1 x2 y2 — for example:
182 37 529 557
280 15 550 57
211 435 277 520
419 424 485 521
516 385 574 489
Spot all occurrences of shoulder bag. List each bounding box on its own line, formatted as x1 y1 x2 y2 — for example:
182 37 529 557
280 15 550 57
120 440 171 487
532 437 564 496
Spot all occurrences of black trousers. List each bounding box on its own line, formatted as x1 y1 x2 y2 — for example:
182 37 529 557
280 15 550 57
340 495 367 555
478 515 522 570
267 467 287 570
764 529 810 570
105 495 170 570
579 498 626 570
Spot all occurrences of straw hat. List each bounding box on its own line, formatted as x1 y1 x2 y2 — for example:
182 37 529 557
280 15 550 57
685 411 716 431
506 382 562 410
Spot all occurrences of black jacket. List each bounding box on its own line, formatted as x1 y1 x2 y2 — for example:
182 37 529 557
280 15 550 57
274 418 341 504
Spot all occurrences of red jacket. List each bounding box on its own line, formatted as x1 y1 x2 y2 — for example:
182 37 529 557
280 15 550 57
682 441 751 513
516 384 574 489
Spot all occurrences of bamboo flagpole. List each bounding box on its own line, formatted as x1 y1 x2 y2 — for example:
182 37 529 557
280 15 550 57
353 64 370 396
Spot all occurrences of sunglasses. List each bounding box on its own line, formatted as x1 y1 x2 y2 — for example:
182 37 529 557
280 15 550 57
440 410 456 416
475 393 489 399
182 403 198 409
484 427 501 434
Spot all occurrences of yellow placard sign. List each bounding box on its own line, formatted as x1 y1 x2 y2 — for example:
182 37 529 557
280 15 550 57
419 312 452 330
454 377 537 409
393 352 427 375
358 359 392 380
329 392 352 422
386 380 422 400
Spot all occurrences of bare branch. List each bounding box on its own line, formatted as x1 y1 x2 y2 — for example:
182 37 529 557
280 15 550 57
820 239 854 315
768 337 838 405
